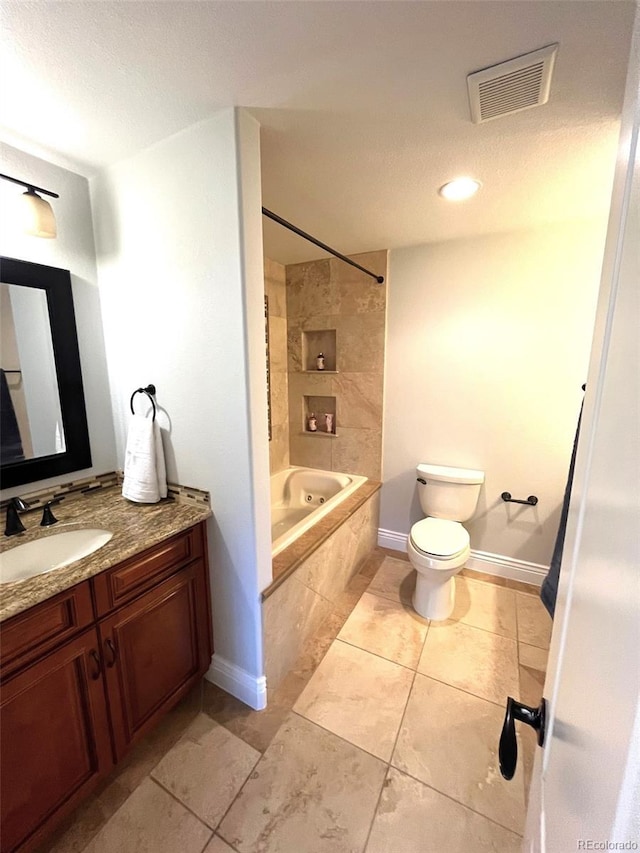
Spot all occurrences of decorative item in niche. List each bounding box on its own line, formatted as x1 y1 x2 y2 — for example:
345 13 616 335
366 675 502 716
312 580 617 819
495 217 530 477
303 395 336 436
0 257 92 488
302 329 337 372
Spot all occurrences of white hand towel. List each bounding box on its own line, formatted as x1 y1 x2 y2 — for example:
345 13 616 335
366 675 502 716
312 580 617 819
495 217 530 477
122 414 167 503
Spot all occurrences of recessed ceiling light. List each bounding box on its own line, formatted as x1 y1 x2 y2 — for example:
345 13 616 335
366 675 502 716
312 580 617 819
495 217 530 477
438 177 481 201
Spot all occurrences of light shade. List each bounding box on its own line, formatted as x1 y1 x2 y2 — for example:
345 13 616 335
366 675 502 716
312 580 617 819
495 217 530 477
438 177 481 201
20 189 57 238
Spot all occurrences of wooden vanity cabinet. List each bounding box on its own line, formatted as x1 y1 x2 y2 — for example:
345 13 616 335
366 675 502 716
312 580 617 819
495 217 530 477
0 522 212 853
99 559 211 760
0 627 114 853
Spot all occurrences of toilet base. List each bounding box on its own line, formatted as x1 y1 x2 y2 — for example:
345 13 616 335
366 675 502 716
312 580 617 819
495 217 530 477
413 572 456 621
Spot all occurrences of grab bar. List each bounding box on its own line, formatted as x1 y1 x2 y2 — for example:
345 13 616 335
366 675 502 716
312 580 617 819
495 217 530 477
501 492 538 506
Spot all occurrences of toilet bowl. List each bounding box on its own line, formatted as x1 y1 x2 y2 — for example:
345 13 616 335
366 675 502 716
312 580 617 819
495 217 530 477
408 464 484 620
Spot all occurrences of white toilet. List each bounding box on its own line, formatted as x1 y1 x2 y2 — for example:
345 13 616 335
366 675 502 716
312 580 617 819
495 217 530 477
408 463 485 620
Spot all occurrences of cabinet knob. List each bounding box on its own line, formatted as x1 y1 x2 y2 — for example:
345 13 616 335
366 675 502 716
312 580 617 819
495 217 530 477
104 638 117 667
499 697 547 780
88 649 102 680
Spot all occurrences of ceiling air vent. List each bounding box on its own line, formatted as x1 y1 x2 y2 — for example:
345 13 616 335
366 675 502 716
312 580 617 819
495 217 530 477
467 44 558 124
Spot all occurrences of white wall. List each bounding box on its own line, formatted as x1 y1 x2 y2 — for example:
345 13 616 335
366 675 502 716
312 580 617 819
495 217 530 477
91 108 271 709
0 142 117 498
381 220 608 567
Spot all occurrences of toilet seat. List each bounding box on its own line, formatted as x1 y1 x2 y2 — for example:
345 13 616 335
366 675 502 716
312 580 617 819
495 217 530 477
410 518 469 559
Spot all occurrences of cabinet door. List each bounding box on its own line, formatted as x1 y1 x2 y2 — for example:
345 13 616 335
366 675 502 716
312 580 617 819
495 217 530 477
99 560 210 760
0 628 113 853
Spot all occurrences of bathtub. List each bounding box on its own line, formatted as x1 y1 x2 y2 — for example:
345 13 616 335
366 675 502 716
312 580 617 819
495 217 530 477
271 466 368 557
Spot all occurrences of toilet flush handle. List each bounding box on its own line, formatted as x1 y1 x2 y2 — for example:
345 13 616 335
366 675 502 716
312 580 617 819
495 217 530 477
417 477 427 485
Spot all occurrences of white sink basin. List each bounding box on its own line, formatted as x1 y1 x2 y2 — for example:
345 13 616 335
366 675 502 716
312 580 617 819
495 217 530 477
0 528 113 585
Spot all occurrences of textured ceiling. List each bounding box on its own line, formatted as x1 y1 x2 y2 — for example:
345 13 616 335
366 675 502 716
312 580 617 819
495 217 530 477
0 1 634 263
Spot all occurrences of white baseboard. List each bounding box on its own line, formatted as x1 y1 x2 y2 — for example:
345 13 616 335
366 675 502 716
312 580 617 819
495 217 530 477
205 653 267 711
378 528 408 551
465 550 547 587
377 528 547 587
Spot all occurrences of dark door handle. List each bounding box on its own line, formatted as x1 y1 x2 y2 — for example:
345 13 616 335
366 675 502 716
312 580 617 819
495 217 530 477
104 638 117 667
88 649 102 680
499 697 547 780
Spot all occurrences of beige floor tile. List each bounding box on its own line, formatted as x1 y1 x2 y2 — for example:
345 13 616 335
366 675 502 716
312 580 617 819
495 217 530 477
392 674 525 835
519 642 549 671
521 727 540 807
82 779 211 853
203 836 236 853
41 686 203 853
203 607 351 754
218 713 386 853
151 714 260 829
203 680 288 754
418 620 518 705
506 578 541 596
338 592 429 669
294 639 414 760
366 767 522 853
367 556 415 605
519 664 546 708
516 592 553 649
452 577 517 639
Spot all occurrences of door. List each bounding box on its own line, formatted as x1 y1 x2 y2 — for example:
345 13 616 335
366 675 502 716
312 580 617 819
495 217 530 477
99 561 211 761
520 18 639 851
0 628 113 853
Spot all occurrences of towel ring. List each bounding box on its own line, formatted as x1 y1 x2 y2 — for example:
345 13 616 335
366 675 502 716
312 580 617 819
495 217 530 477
130 384 157 421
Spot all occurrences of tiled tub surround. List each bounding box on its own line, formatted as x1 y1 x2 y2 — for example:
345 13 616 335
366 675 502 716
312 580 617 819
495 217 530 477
44 551 550 853
286 250 387 480
264 257 290 474
263 485 380 690
0 476 212 622
271 465 368 557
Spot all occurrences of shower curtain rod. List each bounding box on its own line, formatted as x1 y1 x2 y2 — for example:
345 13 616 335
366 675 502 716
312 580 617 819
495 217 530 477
261 207 385 284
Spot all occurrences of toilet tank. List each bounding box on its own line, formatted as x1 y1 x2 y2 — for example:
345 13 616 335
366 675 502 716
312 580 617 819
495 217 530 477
416 463 484 522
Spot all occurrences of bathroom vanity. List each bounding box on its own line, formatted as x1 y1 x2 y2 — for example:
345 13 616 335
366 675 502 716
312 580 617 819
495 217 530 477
0 485 213 853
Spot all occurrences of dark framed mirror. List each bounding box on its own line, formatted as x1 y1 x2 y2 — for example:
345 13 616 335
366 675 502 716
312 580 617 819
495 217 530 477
0 256 92 489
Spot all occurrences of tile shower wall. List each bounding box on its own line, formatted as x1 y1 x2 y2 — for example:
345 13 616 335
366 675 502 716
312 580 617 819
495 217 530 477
286 251 387 479
264 258 290 473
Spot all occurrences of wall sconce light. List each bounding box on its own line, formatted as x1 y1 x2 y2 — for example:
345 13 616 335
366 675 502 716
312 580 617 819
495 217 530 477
0 173 58 238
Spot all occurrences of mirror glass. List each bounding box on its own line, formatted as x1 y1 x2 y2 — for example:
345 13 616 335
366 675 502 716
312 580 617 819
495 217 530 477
1 283 66 462
0 257 91 489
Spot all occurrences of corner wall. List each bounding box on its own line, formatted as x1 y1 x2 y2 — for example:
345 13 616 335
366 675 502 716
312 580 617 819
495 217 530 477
381 221 607 568
91 109 271 709
0 142 116 499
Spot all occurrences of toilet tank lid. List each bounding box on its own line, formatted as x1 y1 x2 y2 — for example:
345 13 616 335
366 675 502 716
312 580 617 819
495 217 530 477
417 463 485 485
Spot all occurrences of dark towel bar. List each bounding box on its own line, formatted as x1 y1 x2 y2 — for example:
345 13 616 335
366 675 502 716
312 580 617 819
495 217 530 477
501 492 538 506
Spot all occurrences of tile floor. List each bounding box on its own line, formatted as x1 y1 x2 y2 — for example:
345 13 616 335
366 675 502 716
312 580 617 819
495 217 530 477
40 550 551 853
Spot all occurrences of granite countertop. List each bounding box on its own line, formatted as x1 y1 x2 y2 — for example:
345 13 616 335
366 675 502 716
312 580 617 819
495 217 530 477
0 485 212 623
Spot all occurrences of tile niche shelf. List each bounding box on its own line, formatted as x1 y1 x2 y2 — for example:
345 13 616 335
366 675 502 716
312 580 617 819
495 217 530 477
303 395 337 437
302 329 337 372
